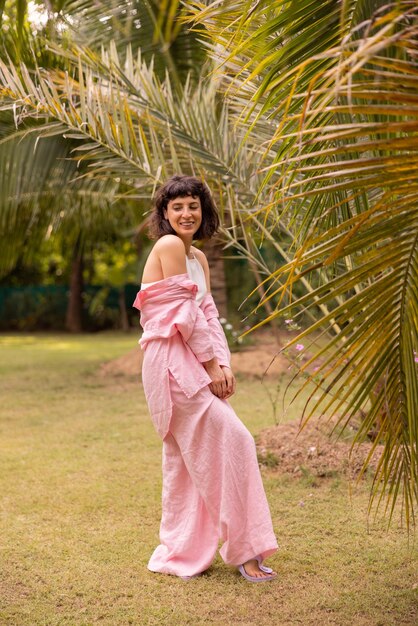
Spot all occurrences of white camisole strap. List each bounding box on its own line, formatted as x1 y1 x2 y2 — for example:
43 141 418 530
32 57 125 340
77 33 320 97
185 253 207 304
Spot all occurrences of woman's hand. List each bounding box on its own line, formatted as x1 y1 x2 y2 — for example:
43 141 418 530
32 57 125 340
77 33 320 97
203 358 227 398
220 366 236 399
203 359 236 399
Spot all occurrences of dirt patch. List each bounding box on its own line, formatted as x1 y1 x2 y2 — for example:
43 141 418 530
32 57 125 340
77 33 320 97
100 344 143 378
257 418 383 480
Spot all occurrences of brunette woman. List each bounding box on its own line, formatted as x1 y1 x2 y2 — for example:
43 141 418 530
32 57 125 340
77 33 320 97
133 175 278 582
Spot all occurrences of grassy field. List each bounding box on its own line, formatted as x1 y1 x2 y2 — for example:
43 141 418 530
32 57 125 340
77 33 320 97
0 333 416 626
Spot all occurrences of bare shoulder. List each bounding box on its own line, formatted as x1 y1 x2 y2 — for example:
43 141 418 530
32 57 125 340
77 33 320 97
142 236 187 282
155 234 186 254
153 235 188 278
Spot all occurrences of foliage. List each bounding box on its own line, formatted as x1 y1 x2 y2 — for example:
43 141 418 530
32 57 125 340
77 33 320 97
0 285 68 330
0 283 139 331
218 315 252 351
0 0 207 79
90 241 139 287
0 36 300 296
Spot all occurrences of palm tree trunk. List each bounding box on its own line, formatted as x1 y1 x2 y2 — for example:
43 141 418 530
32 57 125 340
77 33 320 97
65 238 84 333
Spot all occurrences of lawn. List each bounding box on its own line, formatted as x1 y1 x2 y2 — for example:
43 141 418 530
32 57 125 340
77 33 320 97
0 333 416 626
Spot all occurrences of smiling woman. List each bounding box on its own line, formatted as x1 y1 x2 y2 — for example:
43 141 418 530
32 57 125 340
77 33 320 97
133 174 278 582
148 175 219 242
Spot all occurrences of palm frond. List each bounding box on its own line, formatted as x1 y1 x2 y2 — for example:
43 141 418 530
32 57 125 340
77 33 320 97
263 197 418 524
184 0 383 113
237 3 418 526
185 0 418 525
0 42 273 200
60 0 207 83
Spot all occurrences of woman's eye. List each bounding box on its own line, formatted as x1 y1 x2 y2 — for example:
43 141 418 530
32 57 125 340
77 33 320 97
171 204 199 211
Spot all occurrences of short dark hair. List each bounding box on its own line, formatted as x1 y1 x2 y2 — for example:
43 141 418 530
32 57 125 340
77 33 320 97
149 175 220 240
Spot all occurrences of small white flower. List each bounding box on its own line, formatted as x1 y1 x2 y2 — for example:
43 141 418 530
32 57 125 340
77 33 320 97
220 317 227 325
225 323 233 330
285 319 293 324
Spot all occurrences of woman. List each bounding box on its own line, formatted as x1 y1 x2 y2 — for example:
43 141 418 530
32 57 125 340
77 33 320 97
133 175 278 582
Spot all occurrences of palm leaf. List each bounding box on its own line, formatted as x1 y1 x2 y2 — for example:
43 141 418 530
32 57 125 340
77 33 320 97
60 0 207 83
0 39 341 321
184 0 382 115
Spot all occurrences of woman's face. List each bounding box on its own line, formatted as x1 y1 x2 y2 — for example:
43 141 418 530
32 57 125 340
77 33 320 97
164 195 202 239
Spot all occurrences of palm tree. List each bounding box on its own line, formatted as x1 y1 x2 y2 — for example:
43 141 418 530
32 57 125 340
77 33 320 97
0 0 207 80
185 0 418 525
0 1 292 326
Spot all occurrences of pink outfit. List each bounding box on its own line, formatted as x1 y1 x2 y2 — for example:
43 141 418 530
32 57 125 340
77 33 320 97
133 274 278 577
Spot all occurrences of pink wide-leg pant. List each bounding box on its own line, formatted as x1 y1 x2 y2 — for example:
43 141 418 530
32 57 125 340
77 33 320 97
147 375 278 578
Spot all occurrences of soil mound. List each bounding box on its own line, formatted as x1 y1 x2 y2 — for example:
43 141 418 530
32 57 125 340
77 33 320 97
257 419 382 479
100 345 143 378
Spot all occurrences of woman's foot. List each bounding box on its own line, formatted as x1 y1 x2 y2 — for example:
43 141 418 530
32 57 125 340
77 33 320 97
239 559 277 582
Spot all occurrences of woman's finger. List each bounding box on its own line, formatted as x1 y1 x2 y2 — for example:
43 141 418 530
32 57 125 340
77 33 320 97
209 381 223 398
223 373 232 393
225 373 236 399
221 367 236 398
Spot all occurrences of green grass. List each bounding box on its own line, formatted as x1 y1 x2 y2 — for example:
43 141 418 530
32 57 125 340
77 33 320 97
0 333 417 626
